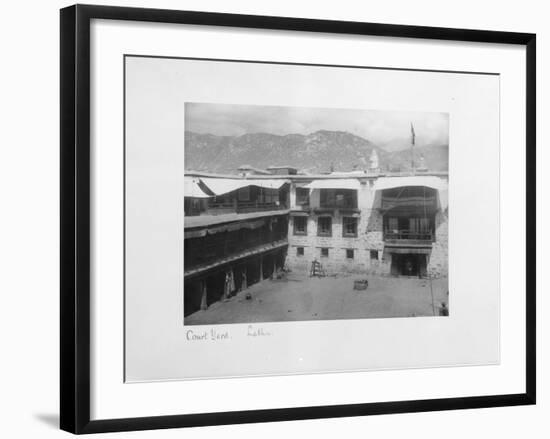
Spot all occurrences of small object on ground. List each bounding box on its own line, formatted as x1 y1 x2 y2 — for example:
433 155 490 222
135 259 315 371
353 279 369 290
245 293 252 300
309 259 326 277
439 302 449 316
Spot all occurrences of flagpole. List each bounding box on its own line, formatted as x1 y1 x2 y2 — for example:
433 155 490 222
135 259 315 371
411 123 415 175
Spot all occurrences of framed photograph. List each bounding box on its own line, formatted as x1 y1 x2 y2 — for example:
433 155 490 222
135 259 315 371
60 4 536 434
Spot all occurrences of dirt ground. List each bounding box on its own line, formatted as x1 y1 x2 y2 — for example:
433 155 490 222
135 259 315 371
185 272 449 325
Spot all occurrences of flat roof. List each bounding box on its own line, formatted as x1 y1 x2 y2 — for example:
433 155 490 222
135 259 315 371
185 170 449 180
267 165 298 170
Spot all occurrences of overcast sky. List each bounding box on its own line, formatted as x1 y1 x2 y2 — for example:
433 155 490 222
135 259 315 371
185 103 449 148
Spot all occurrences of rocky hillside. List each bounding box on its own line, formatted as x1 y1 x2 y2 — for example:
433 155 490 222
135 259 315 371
184 130 448 174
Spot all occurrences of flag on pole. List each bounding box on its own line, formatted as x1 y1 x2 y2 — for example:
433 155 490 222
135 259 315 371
410 123 415 173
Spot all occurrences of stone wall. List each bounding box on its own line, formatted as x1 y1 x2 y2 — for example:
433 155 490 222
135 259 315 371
286 207 449 278
427 210 448 278
364 208 390 275
286 208 386 276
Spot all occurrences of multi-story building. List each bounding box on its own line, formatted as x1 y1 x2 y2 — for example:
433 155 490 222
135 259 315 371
183 174 290 316
183 169 448 314
285 173 448 278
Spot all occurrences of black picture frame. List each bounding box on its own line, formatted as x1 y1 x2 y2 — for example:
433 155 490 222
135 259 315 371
60 4 536 434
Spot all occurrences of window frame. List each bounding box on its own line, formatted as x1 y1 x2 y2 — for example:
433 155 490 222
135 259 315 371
342 216 358 237
293 216 308 235
317 216 332 237
295 187 310 206
237 186 250 201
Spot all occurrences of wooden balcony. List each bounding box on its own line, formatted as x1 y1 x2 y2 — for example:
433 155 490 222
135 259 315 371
235 201 287 214
384 230 434 246
205 201 287 215
319 202 358 209
313 205 360 215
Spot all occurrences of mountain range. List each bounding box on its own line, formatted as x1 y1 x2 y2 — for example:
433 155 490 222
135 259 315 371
184 130 448 174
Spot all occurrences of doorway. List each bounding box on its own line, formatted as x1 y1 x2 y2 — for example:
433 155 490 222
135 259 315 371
390 253 427 278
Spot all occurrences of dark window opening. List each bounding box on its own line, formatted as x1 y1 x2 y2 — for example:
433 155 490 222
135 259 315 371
321 247 329 257
184 197 204 216
237 186 250 201
293 216 307 235
296 187 310 206
257 187 279 205
320 189 357 209
343 217 358 237
318 216 332 236
370 250 379 260
346 249 354 259
296 247 304 256
384 215 435 241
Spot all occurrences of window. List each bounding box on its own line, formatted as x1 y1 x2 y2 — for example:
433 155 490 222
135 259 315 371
259 188 279 205
237 186 250 201
293 216 307 235
320 189 333 207
320 189 357 208
184 198 203 216
318 216 332 236
320 247 329 257
342 217 358 237
370 250 379 260
296 247 304 256
384 216 434 241
346 249 354 259
296 187 310 206
409 217 433 240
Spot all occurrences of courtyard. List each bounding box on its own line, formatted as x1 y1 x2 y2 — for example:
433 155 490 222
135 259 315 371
184 272 449 325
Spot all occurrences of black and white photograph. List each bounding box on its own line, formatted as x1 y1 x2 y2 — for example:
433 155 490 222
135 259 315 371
183 103 449 325
123 53 502 384
0 0 540 436
52 3 536 435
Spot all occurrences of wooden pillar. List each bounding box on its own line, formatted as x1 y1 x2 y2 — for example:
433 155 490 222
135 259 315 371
242 267 247 290
259 256 263 282
200 280 208 310
272 255 277 279
224 268 235 298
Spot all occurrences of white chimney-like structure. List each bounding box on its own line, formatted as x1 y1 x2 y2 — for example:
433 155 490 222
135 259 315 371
369 149 379 171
